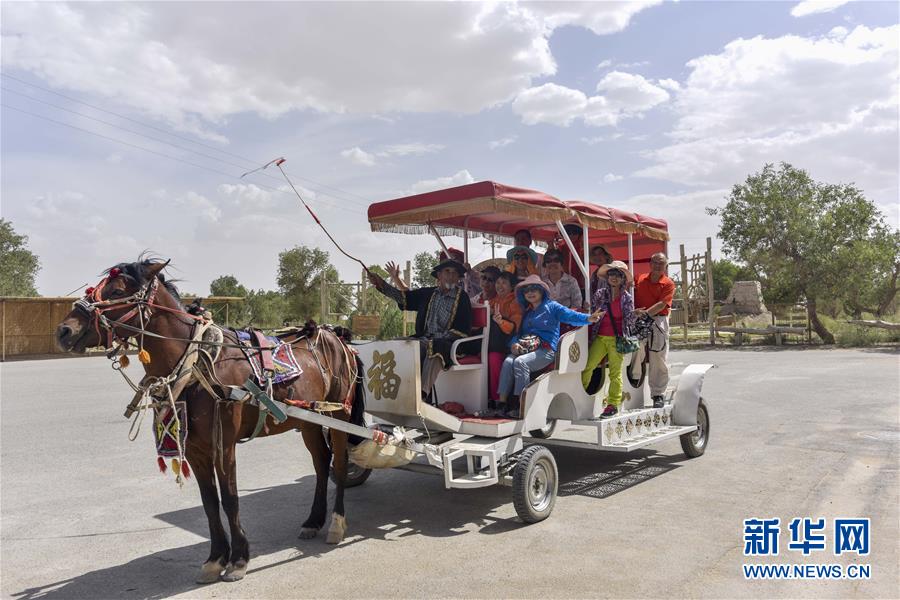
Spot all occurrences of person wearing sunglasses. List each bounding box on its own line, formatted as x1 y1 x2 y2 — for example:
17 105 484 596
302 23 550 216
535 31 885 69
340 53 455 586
581 260 636 418
505 244 540 279
497 275 602 418
542 249 582 311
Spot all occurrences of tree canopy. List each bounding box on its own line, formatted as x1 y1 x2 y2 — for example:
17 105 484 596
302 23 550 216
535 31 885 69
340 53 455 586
277 245 349 322
709 163 899 343
412 251 439 288
209 275 248 298
0 219 40 296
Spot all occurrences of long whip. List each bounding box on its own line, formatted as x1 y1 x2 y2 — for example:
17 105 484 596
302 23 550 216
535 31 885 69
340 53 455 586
242 157 371 275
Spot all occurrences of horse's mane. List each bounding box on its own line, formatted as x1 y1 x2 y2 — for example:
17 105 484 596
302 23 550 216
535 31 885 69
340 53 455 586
103 253 183 307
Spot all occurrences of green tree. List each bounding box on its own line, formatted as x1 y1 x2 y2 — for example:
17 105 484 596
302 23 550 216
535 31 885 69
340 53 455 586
210 275 248 297
246 289 289 328
276 245 346 322
355 264 403 339
208 275 250 326
708 163 898 344
839 228 900 318
0 219 40 296
412 250 439 288
710 259 757 301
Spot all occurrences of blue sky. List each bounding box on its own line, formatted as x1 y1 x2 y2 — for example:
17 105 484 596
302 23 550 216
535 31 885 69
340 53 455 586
2 1 897 296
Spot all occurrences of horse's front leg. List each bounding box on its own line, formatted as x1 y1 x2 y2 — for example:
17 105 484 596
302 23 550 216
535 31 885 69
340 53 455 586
217 439 250 582
299 422 331 538
186 445 230 584
326 427 349 544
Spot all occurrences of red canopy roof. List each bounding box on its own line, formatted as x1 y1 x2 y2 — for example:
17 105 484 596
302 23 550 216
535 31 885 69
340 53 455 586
368 181 669 274
368 180 668 241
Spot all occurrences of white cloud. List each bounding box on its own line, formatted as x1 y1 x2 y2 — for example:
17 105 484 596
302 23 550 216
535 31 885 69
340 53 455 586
175 191 221 223
657 78 681 91
596 59 612 69
791 0 851 17
378 143 444 157
405 170 476 195
489 136 518 149
622 188 729 259
636 25 899 210
1 2 661 134
512 83 588 126
603 173 624 183
528 1 663 36
340 142 443 166
340 146 376 167
513 72 670 127
581 133 624 145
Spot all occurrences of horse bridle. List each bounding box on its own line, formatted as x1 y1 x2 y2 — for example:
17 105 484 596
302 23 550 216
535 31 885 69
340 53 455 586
73 272 160 349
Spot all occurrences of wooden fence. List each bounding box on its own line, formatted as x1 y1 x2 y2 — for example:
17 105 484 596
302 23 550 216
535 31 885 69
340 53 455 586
1 297 80 360
0 296 246 360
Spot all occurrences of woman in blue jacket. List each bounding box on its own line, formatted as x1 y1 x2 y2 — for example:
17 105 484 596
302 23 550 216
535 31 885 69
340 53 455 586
498 275 602 417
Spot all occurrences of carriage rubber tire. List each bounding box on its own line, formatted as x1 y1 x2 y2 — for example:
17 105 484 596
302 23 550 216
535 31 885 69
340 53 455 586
512 445 558 523
529 419 558 439
331 461 372 488
680 398 709 458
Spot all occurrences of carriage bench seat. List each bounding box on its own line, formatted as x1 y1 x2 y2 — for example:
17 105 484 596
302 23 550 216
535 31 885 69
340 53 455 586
449 303 489 371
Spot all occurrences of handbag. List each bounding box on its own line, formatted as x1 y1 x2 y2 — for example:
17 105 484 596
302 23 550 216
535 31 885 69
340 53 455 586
608 304 639 354
514 334 541 355
633 313 655 340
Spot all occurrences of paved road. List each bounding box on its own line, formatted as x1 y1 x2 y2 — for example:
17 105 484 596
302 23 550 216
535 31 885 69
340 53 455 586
2 349 898 599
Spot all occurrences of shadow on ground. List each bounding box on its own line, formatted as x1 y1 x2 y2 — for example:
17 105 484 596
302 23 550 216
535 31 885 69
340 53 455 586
8 447 691 599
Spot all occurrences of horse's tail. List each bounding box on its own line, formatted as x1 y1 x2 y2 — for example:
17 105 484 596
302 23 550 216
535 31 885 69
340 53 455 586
348 355 366 446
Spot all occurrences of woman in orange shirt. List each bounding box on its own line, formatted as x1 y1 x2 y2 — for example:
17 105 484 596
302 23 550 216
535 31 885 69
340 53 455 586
486 271 522 413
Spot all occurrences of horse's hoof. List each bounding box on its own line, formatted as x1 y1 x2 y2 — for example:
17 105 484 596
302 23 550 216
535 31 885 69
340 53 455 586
298 527 319 539
196 559 225 584
325 513 347 545
221 560 248 582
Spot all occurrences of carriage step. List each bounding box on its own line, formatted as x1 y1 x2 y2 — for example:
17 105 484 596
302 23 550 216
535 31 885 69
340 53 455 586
598 425 695 452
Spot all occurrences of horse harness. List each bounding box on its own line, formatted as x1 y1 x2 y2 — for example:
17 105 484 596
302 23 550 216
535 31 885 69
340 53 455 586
75 274 359 481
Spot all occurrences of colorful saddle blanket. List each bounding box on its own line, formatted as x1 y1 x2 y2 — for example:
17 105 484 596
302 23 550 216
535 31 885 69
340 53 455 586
235 330 304 385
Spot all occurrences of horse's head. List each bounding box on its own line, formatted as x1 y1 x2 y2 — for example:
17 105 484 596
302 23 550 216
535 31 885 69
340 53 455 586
56 259 172 353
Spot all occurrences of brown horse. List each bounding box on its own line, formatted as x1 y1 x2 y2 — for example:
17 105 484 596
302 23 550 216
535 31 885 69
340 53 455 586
55 258 366 583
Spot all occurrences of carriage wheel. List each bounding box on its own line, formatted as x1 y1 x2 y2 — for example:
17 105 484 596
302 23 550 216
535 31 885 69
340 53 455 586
528 419 557 439
679 398 709 458
331 459 373 487
512 445 558 523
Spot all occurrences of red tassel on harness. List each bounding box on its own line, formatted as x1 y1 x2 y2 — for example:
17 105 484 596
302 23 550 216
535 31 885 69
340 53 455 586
85 287 95 296
181 460 191 479
157 456 167 473
109 268 121 278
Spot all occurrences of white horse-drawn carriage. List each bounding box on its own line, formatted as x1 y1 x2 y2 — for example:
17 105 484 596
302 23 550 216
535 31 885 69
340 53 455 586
277 181 712 523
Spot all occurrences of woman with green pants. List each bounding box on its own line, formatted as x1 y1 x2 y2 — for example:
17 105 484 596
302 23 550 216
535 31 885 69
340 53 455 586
581 261 636 418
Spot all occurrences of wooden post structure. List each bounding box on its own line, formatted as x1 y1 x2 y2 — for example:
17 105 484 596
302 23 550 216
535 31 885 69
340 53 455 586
360 268 368 314
320 273 328 323
706 237 715 345
680 243 689 343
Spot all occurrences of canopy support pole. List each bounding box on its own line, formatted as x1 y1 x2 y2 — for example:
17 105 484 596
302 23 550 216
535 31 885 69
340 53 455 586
627 233 634 274
582 224 590 310
555 221 589 309
462 217 470 264
428 223 450 256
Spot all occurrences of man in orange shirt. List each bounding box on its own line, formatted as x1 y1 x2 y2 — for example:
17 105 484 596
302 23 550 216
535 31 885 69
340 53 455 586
632 252 676 408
